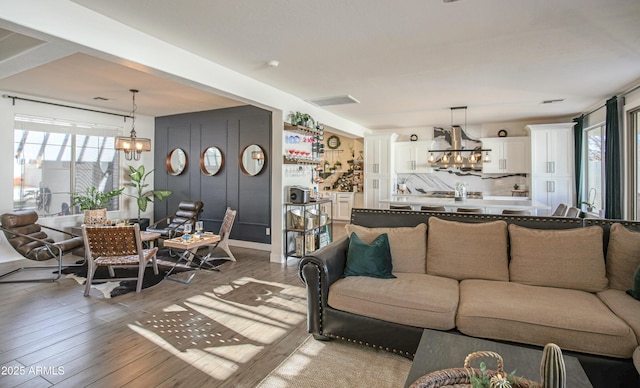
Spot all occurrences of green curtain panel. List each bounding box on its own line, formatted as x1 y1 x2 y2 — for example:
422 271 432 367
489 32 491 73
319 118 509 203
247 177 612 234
573 115 584 206
605 96 622 219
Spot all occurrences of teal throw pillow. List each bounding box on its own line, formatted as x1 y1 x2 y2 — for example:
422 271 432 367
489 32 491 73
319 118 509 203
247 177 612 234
344 232 396 279
627 264 640 300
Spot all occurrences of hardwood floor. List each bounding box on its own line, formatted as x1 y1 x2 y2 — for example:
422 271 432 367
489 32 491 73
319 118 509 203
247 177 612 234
0 246 313 387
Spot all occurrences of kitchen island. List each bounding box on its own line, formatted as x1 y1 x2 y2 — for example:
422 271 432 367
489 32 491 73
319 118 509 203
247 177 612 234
380 195 550 215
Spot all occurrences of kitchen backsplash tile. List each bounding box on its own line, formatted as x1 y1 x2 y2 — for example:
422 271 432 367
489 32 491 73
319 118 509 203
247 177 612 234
398 171 527 196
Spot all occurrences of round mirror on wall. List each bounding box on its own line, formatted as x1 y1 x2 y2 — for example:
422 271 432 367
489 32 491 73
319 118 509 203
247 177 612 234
240 144 266 176
166 148 188 175
200 146 224 176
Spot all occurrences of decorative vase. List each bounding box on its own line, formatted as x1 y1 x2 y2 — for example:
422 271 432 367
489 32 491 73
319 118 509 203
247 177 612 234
84 208 107 225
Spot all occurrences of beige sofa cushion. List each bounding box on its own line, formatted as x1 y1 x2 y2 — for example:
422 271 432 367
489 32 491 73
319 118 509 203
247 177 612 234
598 289 640 342
457 279 637 358
345 223 427 274
328 272 458 330
509 225 608 292
426 217 509 281
606 223 640 291
634 347 640 375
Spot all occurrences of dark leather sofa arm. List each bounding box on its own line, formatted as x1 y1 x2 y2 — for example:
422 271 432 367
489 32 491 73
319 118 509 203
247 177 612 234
298 236 349 338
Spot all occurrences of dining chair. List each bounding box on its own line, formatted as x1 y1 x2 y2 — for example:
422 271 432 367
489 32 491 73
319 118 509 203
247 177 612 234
420 206 446 212
456 207 482 213
565 207 581 218
551 203 568 217
82 224 158 296
205 207 237 262
0 210 84 283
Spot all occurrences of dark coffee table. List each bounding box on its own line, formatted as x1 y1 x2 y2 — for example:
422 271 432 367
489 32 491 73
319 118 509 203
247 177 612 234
405 329 592 387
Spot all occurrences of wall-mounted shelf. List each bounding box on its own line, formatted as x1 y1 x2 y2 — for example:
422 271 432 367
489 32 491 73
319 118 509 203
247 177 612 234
284 123 324 136
283 156 321 165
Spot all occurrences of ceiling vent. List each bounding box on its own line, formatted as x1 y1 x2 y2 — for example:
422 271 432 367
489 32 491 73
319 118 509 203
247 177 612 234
541 99 564 104
306 94 360 107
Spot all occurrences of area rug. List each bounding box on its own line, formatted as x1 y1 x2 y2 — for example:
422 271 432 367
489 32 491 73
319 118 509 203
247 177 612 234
62 251 227 298
257 335 412 388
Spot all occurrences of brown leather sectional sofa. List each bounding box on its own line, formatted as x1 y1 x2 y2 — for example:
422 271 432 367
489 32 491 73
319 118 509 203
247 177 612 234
298 208 640 388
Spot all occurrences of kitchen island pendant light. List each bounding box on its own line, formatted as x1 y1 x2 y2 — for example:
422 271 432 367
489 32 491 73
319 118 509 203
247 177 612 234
428 106 491 166
115 89 151 161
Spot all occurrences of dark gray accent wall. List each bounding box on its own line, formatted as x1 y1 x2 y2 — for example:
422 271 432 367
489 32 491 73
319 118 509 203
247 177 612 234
154 105 272 244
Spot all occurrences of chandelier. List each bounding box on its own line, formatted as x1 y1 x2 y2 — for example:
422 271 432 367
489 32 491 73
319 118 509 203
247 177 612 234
115 89 151 160
428 106 491 166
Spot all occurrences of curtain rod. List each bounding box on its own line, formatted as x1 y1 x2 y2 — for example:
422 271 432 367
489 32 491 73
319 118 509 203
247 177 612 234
579 84 640 119
2 94 133 120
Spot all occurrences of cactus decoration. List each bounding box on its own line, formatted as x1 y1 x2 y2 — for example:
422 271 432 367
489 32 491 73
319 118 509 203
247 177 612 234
540 343 566 388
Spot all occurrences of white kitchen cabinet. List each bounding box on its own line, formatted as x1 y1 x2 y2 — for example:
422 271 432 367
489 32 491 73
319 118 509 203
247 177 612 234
335 192 354 221
531 176 573 216
394 141 433 173
364 133 397 208
364 176 391 209
529 124 574 176
480 137 529 174
365 134 397 175
527 123 576 213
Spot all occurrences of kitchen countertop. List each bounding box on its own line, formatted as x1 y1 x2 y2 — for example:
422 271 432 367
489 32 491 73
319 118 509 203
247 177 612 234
381 195 550 210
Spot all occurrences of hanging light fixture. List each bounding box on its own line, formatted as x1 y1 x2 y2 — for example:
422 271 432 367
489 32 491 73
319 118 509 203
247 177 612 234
428 106 492 167
115 89 151 161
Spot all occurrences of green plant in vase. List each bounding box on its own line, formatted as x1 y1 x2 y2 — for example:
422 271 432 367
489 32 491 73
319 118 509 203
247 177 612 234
72 186 124 210
72 186 124 225
124 165 173 222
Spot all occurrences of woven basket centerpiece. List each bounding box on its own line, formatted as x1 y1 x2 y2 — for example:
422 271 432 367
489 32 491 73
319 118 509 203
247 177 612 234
410 350 542 388
84 208 107 225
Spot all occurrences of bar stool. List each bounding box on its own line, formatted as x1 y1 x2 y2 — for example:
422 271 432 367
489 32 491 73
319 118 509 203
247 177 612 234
565 207 581 218
502 209 531 215
421 206 446 212
390 205 412 210
551 203 568 216
456 207 482 213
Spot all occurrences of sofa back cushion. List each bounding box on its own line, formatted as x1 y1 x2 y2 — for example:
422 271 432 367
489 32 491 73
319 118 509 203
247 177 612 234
509 224 608 292
426 217 509 281
606 223 640 291
345 223 427 273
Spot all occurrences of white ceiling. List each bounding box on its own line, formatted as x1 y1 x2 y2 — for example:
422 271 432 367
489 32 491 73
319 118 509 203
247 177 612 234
1 0 639 130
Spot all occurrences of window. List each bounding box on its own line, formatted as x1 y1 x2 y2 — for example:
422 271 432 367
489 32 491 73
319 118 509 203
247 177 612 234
13 115 121 217
632 109 640 220
583 123 605 213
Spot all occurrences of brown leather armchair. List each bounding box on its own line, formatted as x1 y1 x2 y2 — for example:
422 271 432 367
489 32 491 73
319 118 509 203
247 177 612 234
146 200 204 239
0 210 84 282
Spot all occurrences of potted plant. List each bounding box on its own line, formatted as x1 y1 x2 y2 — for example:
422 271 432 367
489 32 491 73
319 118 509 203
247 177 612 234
288 111 315 128
123 165 173 230
72 186 124 225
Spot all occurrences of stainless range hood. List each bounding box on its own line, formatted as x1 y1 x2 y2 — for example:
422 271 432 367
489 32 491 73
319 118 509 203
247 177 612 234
428 108 491 171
